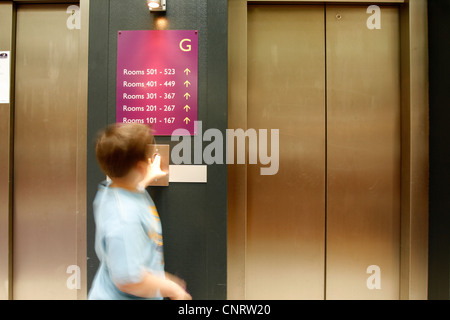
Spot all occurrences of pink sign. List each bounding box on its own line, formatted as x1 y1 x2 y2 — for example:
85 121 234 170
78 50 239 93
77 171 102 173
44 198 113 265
117 30 198 135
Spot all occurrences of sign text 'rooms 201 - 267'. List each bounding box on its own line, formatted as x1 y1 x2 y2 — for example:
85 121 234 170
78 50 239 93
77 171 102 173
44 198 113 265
116 30 198 136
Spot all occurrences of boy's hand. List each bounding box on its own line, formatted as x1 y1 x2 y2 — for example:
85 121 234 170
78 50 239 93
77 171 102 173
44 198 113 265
140 154 167 187
166 280 192 300
165 272 187 290
150 154 167 179
164 272 191 300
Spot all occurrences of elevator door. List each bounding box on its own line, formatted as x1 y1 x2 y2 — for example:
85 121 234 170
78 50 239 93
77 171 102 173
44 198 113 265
247 5 326 300
13 3 82 299
245 4 400 299
325 5 401 299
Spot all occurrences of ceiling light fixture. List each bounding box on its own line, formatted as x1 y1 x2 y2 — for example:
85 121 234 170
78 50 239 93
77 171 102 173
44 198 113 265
147 0 166 12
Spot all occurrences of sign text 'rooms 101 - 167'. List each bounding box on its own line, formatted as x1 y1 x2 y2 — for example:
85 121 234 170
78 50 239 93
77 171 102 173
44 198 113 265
116 30 198 136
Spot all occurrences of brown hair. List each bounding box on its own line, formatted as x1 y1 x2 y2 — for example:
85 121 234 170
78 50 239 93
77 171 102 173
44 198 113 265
95 123 155 178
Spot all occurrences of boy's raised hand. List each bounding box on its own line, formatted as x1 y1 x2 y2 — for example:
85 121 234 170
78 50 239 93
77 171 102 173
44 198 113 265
141 154 167 187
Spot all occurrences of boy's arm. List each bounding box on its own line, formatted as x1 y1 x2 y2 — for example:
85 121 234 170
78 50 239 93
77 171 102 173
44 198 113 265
115 271 192 300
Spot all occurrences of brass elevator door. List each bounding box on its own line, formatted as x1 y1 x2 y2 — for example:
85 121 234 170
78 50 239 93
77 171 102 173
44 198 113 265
245 4 400 299
13 4 82 299
325 5 401 299
247 5 326 300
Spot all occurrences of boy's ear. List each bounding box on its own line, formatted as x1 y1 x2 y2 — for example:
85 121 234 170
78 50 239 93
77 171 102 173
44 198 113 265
136 160 150 175
135 160 148 174
134 161 144 174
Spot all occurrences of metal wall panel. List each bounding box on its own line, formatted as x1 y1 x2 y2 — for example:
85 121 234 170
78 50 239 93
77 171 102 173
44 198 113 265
325 5 401 299
14 4 81 299
246 5 326 299
0 1 13 301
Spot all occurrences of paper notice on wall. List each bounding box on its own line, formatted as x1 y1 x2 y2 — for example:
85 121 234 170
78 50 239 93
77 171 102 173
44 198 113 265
0 51 11 104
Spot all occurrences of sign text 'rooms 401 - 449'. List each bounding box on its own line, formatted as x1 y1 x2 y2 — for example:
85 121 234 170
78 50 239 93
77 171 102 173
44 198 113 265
116 30 198 136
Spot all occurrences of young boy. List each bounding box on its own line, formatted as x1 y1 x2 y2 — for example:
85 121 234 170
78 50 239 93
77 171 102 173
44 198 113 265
88 123 191 300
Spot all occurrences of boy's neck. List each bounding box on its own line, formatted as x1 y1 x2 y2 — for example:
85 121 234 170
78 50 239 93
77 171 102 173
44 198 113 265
110 177 140 192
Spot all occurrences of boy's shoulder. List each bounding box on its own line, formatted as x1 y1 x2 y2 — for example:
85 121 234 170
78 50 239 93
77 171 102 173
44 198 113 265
94 184 149 223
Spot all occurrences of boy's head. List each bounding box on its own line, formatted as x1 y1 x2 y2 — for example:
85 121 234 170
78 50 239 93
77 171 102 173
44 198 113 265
95 123 155 178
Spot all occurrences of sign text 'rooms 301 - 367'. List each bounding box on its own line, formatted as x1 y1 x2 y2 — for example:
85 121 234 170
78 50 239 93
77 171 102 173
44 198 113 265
116 30 198 136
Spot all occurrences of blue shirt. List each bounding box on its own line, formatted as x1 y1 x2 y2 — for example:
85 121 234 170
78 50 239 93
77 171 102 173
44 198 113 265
88 181 165 300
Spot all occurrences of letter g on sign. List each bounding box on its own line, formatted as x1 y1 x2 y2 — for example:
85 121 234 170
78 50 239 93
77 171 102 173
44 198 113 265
180 39 192 52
